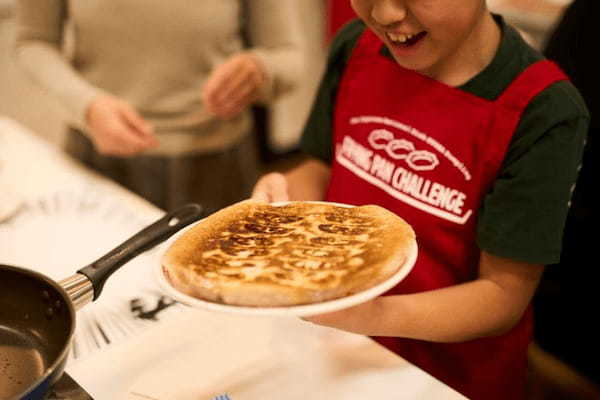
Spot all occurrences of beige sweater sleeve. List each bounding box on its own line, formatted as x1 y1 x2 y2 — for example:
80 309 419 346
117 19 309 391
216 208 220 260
13 0 304 132
244 0 305 103
13 0 102 130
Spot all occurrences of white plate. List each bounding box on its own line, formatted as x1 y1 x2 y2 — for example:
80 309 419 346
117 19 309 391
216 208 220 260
155 201 418 317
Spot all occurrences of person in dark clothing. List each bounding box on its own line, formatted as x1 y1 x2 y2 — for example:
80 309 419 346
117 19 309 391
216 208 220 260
531 0 599 392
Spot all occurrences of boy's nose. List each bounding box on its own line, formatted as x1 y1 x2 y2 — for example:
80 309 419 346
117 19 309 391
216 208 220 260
371 0 407 27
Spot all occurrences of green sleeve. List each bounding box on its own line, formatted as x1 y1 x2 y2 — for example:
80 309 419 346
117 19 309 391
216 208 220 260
299 20 365 162
477 81 589 264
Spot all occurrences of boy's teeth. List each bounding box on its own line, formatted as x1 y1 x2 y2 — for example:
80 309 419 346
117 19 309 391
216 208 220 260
387 32 414 43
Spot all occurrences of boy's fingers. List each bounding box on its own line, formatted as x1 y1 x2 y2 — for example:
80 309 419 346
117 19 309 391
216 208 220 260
251 173 289 202
251 190 271 202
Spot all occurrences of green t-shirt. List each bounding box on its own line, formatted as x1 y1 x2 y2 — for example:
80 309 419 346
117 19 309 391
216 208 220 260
300 17 589 265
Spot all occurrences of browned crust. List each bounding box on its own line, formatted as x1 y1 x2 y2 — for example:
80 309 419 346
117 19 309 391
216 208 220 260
162 199 416 307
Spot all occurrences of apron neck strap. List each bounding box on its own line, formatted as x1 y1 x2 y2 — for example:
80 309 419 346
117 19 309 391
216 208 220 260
496 60 569 110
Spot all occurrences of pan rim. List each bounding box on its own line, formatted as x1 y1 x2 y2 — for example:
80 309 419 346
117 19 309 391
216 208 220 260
1 263 77 400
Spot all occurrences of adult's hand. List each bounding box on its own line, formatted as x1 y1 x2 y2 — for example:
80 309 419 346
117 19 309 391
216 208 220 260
202 53 267 119
86 94 158 156
251 172 290 202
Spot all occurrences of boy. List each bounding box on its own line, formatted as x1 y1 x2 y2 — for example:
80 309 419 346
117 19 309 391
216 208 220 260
252 1 588 399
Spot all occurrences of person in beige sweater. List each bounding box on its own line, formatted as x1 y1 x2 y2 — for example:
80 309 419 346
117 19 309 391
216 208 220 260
13 0 304 212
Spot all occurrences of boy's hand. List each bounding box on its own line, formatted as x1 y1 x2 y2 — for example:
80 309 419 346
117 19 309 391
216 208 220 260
301 299 381 336
251 172 290 202
202 53 267 119
86 94 158 156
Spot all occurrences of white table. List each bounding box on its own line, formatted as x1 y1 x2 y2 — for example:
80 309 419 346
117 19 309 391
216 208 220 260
0 117 467 400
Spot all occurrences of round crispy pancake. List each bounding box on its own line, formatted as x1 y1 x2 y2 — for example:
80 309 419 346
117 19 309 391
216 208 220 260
161 199 416 307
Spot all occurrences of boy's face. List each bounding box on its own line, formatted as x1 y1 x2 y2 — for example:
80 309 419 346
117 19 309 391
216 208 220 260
351 0 493 80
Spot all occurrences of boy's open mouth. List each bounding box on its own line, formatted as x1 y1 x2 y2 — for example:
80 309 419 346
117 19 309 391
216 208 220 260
386 31 427 47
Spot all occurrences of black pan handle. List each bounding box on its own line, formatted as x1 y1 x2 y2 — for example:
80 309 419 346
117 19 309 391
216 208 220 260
78 203 204 300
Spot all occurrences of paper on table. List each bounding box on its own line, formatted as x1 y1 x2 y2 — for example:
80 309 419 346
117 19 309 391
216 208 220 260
109 310 279 400
0 185 22 222
0 156 23 222
0 188 185 363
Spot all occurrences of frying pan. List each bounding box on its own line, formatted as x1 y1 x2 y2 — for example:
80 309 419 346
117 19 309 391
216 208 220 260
0 203 204 400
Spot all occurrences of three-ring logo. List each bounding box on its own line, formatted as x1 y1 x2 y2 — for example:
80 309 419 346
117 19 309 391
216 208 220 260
368 129 439 171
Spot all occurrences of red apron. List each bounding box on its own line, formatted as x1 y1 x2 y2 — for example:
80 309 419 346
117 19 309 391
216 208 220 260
326 29 567 399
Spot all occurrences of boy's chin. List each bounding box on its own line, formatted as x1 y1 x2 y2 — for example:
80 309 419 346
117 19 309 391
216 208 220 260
388 54 432 75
